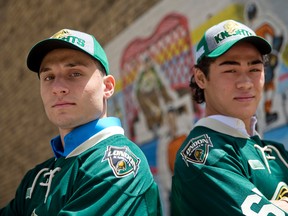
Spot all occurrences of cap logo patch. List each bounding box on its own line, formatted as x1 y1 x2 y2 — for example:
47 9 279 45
180 134 213 166
102 146 140 178
224 20 240 35
214 20 253 44
51 29 70 39
51 29 85 48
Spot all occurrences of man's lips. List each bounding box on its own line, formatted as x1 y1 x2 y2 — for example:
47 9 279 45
52 102 76 108
234 95 255 101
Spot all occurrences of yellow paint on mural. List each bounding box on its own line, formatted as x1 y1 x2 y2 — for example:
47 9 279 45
191 4 244 45
115 80 122 92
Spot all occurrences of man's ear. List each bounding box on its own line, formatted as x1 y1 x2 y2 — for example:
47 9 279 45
194 67 206 89
103 75 115 99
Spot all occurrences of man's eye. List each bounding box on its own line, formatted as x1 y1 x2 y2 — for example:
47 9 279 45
70 72 82 77
224 70 236 73
250 68 261 72
43 75 54 81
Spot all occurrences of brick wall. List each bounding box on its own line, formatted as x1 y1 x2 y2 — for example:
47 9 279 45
0 0 160 207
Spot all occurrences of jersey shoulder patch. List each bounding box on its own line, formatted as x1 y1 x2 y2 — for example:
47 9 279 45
102 145 141 178
180 134 213 166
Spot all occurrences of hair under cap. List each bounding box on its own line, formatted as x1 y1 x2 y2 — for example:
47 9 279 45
195 19 272 63
27 29 109 74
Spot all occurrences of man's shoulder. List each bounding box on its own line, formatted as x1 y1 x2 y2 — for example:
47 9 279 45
97 134 149 159
79 134 153 178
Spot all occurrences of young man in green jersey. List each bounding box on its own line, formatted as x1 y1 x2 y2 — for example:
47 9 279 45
171 19 288 215
0 29 162 215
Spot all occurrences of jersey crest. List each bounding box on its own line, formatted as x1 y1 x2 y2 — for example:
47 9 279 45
273 182 288 201
102 146 140 178
181 134 213 166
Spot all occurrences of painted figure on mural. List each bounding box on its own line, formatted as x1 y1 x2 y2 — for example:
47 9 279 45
245 1 284 125
136 57 173 135
120 13 195 215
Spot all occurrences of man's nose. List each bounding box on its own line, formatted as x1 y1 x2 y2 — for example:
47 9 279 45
52 78 69 95
236 73 253 89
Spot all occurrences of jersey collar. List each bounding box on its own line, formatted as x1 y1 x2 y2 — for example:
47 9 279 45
50 117 122 158
195 115 259 138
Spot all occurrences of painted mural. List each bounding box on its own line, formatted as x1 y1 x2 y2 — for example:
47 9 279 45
243 1 288 145
107 1 288 214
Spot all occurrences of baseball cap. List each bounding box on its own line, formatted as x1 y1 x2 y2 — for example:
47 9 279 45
27 29 109 74
195 19 272 63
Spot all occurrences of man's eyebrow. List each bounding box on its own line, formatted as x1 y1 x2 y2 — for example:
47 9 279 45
218 60 239 66
248 59 263 65
218 59 263 66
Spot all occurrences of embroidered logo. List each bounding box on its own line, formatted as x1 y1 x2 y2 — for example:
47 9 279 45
214 20 253 44
181 134 213 166
102 146 140 178
274 182 288 200
51 29 86 48
51 29 70 39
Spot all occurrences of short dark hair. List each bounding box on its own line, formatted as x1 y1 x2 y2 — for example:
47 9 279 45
94 59 106 76
189 57 215 104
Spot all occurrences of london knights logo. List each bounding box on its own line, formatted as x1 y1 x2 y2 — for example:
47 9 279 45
51 29 86 48
181 134 213 166
102 146 140 178
214 20 253 44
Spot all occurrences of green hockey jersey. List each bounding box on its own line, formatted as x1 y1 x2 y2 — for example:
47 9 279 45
1 118 162 215
172 117 288 215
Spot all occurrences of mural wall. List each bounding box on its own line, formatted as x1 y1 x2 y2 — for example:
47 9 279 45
106 0 288 214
